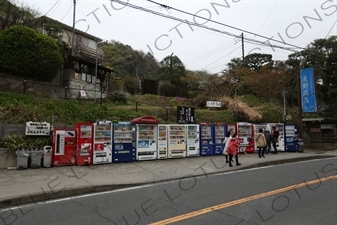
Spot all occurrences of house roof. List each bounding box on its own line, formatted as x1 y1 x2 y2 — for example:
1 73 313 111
37 15 103 42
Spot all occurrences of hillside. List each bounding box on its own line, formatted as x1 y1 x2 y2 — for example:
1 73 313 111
0 92 295 125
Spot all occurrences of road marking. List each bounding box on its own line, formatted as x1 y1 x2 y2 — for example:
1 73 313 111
149 174 337 225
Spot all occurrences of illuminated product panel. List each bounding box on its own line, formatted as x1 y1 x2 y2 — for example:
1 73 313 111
93 121 113 164
168 125 187 158
113 122 136 163
237 122 254 153
186 125 199 157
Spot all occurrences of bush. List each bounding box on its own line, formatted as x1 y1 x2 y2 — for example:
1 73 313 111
0 25 63 81
159 83 177 97
0 134 51 152
108 92 127 104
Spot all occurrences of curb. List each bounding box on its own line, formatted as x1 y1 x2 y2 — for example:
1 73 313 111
0 155 336 209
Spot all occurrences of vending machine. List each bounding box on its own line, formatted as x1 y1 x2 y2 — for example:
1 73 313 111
213 123 227 155
226 124 237 136
157 125 168 159
237 122 255 153
168 124 187 158
113 122 136 163
284 124 298 152
253 123 271 152
52 129 76 167
186 124 200 157
200 123 214 156
131 116 159 161
270 123 285 151
93 120 112 164
75 122 93 166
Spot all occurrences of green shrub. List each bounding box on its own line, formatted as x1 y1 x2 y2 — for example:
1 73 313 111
159 83 177 97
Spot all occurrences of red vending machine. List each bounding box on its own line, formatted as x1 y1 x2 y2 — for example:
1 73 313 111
75 122 93 166
52 129 76 167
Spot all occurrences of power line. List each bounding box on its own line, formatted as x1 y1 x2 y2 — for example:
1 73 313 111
44 0 61 16
110 0 300 52
144 0 304 51
326 20 337 38
201 45 242 70
184 40 235 64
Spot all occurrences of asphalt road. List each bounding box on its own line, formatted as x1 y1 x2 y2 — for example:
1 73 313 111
1 158 336 225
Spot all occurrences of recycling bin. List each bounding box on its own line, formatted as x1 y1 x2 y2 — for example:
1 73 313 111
16 148 30 170
297 139 304 153
43 146 52 168
30 148 43 168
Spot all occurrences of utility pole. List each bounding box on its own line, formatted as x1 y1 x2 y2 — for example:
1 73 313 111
283 89 287 124
241 33 244 62
71 0 76 56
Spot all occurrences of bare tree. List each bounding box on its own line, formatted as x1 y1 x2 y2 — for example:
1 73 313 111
0 0 41 32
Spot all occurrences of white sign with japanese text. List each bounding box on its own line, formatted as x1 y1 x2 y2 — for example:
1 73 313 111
25 122 51 136
206 101 222 108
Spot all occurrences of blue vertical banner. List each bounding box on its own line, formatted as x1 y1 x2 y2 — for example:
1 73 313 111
300 68 317 113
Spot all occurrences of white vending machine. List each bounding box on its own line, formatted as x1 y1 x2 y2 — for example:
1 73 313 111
186 125 199 157
131 116 160 161
269 123 285 151
168 125 187 158
157 125 168 159
93 120 113 164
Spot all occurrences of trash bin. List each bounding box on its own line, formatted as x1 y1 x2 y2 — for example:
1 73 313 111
30 147 43 168
43 146 52 168
16 148 30 170
297 139 304 153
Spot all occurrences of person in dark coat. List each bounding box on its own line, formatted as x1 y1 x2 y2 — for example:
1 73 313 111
271 126 279 154
263 129 272 154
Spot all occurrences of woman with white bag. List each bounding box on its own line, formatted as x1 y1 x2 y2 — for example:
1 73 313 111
222 132 232 163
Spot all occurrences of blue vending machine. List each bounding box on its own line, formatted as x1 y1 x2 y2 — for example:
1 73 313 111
284 124 298 152
213 123 227 155
200 123 214 156
112 122 136 162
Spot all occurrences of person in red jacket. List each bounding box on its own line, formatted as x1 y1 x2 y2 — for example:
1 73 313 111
227 133 241 167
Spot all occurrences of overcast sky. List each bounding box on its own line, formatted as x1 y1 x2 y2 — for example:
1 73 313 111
24 0 337 74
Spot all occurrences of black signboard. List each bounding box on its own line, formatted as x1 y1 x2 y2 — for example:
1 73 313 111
177 107 195 124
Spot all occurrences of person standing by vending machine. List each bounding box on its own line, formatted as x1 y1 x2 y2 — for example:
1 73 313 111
271 126 279 154
256 128 267 158
227 133 241 167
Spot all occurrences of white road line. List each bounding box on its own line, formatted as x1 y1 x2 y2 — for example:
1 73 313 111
1 156 336 212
